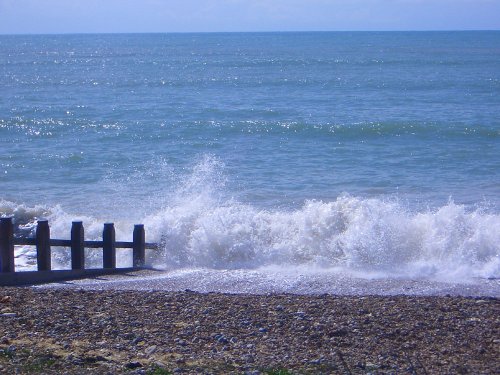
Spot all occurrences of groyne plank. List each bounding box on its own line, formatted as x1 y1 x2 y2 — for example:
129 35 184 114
0 267 139 286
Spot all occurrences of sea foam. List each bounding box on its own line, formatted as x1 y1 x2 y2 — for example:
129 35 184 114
2 157 499 282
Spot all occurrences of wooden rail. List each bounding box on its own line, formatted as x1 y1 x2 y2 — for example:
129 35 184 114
0 217 159 274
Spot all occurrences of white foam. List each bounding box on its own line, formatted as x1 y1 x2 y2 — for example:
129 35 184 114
2 157 499 282
144 194 499 282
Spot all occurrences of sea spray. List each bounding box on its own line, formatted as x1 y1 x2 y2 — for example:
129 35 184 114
3 158 498 281
0 199 136 269
144 194 500 281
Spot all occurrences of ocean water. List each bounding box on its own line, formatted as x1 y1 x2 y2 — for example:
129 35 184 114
1 32 499 287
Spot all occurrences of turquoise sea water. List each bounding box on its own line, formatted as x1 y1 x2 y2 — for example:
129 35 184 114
1 32 499 281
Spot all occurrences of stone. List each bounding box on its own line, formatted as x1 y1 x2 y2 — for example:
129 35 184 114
132 337 145 345
365 362 379 371
125 362 143 369
0 296 11 304
215 335 228 344
145 345 157 356
330 328 348 337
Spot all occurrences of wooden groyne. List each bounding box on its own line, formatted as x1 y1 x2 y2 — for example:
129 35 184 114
0 217 158 286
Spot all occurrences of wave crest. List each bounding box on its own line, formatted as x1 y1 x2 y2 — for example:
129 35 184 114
143 194 499 281
2 157 499 281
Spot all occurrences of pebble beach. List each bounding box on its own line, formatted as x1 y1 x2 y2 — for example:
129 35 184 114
0 287 498 374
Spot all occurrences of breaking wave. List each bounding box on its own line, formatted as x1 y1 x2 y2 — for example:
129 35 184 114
1 157 499 282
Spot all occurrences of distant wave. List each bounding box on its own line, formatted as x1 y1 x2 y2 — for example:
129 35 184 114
2 116 499 140
219 121 500 139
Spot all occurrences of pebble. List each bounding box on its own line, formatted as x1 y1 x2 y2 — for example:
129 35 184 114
0 296 11 303
145 345 157 355
365 362 379 370
125 361 143 369
213 334 228 344
330 328 349 337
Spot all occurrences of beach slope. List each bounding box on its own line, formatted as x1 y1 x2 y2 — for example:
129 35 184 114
0 288 498 374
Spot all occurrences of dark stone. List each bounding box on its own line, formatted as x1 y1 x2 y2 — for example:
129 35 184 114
125 362 143 369
330 328 349 337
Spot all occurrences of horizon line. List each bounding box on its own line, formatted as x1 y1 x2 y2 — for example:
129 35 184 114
1 29 499 36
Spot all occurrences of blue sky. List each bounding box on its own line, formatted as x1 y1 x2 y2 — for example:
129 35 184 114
1 0 499 34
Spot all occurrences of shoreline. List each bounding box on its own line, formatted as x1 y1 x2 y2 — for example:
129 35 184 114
35 268 500 298
1 288 498 374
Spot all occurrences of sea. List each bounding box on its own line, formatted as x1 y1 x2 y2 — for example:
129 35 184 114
1 32 499 295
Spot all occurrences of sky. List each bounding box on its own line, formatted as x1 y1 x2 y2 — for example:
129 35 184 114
0 0 499 34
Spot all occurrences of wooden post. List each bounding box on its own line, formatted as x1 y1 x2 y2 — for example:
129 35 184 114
36 220 51 271
103 223 116 269
71 221 85 270
0 217 15 273
133 224 145 268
